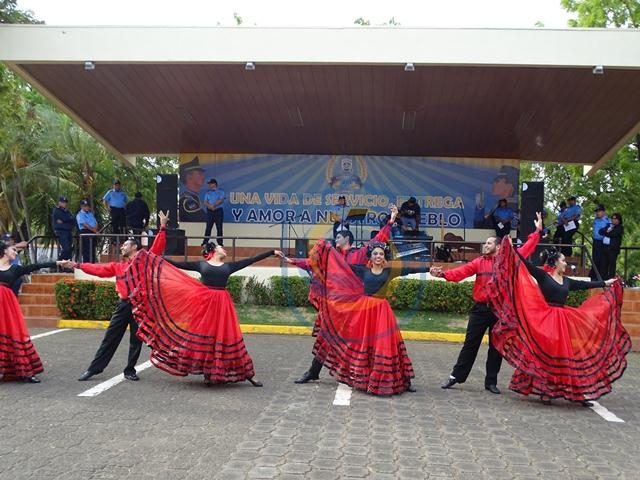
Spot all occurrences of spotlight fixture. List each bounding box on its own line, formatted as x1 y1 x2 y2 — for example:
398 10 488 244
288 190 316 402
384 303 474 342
404 62 415 72
592 65 604 75
245 62 256 71
84 61 95 71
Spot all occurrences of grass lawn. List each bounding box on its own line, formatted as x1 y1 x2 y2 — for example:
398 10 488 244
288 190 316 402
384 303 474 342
235 305 467 333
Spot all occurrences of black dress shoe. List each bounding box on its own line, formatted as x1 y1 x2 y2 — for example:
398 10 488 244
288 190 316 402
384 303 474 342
124 372 140 381
247 377 263 387
441 377 458 389
581 401 594 407
25 376 41 383
294 370 319 384
485 384 501 394
78 370 97 381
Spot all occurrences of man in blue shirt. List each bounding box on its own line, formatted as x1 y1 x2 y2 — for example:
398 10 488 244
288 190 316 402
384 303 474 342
77 199 99 263
202 178 226 246
559 196 582 256
590 204 610 281
103 180 128 240
491 198 514 239
52 195 75 261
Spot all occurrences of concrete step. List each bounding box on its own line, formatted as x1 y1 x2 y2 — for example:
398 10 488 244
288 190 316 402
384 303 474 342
30 273 73 284
21 283 56 294
19 293 57 305
26 317 59 328
21 304 60 318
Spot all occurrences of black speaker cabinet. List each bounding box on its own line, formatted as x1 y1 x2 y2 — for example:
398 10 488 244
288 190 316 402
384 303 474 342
520 181 544 239
156 174 178 228
151 228 186 256
295 239 308 258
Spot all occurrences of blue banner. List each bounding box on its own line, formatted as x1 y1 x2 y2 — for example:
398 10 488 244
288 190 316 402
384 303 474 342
178 154 519 230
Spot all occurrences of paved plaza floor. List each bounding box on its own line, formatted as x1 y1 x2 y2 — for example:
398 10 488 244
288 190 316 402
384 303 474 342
1 329 638 479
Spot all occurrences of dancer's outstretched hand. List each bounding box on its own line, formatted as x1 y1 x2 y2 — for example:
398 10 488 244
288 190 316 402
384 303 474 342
158 210 169 227
534 212 543 232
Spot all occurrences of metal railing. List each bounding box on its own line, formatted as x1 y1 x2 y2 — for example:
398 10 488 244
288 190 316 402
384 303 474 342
20 231 640 282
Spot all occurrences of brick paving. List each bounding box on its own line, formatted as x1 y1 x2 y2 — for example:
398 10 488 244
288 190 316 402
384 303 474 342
1 330 638 479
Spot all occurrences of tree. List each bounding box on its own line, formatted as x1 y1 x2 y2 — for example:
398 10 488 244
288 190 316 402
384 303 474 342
0 0 42 24
561 0 639 27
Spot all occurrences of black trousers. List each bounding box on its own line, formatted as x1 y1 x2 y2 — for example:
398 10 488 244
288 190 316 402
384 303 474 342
604 248 619 280
591 239 606 281
451 302 502 386
204 208 224 246
86 300 142 375
80 229 95 263
308 357 323 377
110 207 127 236
560 226 578 257
55 230 73 260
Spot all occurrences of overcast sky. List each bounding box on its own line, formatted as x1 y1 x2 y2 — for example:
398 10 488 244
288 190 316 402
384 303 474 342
17 0 574 28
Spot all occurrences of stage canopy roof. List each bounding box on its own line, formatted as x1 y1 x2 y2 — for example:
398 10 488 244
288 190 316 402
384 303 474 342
1 25 640 170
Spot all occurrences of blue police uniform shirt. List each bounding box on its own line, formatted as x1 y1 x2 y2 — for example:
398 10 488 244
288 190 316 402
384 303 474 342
561 204 582 221
494 206 514 222
592 215 610 241
103 189 129 208
77 210 98 230
204 189 225 211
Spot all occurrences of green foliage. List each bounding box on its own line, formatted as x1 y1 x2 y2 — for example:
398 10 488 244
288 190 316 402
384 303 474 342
566 289 589 307
561 0 639 28
94 282 120 319
55 280 118 319
0 0 42 24
270 276 311 307
244 276 272 305
384 279 474 314
227 276 244 303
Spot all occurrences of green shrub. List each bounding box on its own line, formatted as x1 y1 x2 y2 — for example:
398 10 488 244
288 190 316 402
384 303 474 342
227 276 244 303
94 282 119 319
387 279 474 314
55 280 117 319
567 289 588 307
244 276 272 305
270 276 311 307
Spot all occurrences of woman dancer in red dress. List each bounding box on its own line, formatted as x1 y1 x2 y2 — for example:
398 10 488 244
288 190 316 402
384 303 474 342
487 240 630 406
124 242 281 386
0 241 66 383
309 240 429 395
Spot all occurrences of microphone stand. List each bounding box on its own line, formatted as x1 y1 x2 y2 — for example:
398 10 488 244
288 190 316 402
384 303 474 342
268 220 286 253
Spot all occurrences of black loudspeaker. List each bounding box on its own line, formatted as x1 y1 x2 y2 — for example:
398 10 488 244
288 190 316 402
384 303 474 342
156 174 178 229
520 181 544 239
295 239 308 258
151 228 186 256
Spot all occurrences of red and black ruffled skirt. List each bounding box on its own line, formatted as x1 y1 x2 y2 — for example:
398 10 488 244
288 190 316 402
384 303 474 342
309 241 414 395
487 239 631 402
0 285 43 379
124 251 255 383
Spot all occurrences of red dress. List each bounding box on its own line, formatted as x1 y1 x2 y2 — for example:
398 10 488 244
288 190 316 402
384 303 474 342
309 241 418 395
487 238 631 402
123 250 272 383
0 264 53 379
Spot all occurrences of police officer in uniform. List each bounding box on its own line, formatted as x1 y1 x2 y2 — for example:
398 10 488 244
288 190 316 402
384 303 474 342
52 195 75 260
103 179 129 238
178 156 206 222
